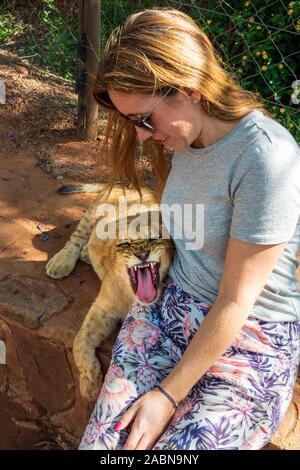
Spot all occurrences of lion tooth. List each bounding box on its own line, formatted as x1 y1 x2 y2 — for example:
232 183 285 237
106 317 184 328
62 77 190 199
139 263 149 269
150 263 155 274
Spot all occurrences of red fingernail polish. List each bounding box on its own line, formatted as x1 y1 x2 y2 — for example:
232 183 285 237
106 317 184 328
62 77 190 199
114 421 121 431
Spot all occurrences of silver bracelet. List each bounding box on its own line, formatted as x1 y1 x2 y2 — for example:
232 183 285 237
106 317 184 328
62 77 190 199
155 385 178 411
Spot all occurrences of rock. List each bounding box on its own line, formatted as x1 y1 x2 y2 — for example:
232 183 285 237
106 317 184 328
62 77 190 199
0 364 8 394
0 275 71 328
0 320 29 401
12 326 75 413
0 392 48 450
268 381 300 450
11 418 40 431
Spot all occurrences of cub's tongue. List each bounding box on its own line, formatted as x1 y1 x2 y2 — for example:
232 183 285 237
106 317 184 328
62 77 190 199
136 266 157 302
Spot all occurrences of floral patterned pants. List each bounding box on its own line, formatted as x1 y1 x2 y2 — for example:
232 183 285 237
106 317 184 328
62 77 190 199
79 277 300 450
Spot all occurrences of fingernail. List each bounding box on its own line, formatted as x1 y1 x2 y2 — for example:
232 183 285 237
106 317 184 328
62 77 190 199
114 421 122 431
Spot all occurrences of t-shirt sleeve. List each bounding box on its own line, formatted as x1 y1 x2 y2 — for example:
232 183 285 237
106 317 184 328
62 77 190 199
230 142 300 244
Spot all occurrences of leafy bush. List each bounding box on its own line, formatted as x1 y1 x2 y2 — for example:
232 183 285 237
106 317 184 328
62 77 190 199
0 0 77 79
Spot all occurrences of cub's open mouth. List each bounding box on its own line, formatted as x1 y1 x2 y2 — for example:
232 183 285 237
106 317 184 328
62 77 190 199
128 262 160 303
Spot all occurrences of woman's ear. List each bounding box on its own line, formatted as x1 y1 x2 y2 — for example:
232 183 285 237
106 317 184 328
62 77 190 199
183 88 202 103
190 90 202 104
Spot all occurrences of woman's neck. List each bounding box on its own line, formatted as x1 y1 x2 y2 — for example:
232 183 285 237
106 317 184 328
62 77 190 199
191 114 242 149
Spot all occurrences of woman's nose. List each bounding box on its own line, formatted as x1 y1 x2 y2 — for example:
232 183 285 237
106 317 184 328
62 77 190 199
135 126 152 142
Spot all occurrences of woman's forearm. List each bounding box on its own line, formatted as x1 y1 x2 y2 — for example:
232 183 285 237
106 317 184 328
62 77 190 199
161 295 252 403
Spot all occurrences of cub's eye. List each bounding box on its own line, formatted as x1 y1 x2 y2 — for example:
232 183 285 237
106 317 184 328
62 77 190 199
117 242 130 248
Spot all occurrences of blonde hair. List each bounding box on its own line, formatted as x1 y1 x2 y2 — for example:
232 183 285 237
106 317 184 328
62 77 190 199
94 8 265 199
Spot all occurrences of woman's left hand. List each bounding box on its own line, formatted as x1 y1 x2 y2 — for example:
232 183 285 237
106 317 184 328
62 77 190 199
115 389 176 450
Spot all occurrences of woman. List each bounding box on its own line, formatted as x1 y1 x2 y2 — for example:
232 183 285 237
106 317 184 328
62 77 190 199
79 8 300 450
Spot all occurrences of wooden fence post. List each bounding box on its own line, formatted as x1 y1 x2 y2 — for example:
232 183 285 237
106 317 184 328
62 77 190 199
77 0 100 141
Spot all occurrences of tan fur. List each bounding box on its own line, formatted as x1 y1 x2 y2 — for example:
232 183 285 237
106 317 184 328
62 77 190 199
46 185 174 401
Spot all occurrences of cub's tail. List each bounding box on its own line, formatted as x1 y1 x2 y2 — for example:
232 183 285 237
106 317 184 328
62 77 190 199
57 183 106 195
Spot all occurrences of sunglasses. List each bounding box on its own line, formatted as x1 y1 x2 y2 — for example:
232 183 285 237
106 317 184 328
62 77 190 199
95 87 173 133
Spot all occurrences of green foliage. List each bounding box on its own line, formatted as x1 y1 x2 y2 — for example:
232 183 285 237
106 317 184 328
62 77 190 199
0 0 299 140
26 0 78 79
0 7 25 43
100 0 163 48
0 0 78 79
186 0 300 139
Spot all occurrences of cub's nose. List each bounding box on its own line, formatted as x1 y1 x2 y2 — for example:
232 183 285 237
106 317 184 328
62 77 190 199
136 250 150 263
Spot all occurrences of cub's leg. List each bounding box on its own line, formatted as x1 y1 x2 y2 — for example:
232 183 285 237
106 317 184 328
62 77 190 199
80 243 91 265
73 281 132 401
46 207 94 279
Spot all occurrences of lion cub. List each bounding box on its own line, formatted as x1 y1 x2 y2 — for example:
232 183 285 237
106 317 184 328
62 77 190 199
46 183 174 401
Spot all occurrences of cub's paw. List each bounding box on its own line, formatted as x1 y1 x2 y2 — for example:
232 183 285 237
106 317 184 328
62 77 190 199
73 341 103 400
80 244 91 265
79 373 103 402
46 246 80 279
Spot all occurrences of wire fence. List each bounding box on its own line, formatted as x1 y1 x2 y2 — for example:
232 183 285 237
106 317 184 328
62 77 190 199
0 0 299 141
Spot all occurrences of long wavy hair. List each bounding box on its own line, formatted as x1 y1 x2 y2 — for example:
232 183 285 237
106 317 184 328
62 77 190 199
94 8 265 199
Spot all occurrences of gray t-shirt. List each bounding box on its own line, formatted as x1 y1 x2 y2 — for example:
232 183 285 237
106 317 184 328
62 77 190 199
161 110 300 322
